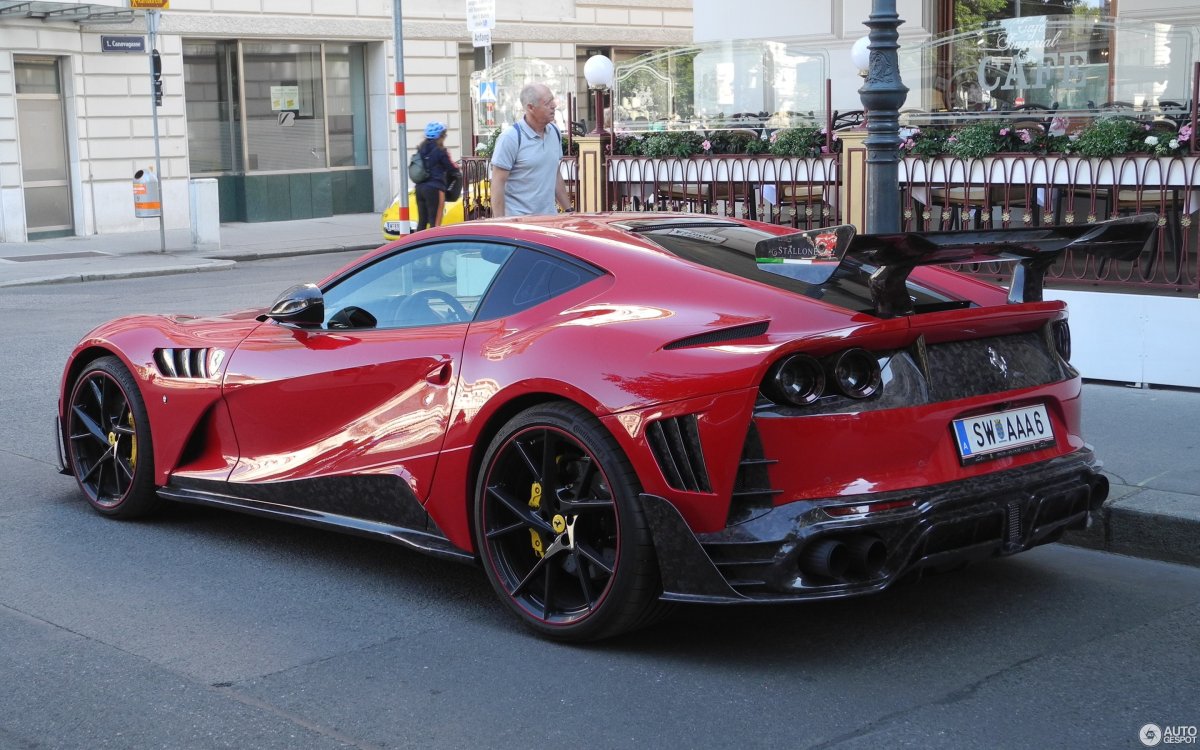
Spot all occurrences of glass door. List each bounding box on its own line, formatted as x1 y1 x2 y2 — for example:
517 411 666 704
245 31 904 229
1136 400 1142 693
15 57 73 238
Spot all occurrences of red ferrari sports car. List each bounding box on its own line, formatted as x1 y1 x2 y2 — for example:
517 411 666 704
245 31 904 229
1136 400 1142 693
56 212 1154 641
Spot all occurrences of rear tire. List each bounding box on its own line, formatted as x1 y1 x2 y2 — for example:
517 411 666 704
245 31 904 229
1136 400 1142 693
474 403 666 641
66 356 160 518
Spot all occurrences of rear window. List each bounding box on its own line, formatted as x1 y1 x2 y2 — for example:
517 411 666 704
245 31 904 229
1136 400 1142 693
633 222 958 314
475 247 602 319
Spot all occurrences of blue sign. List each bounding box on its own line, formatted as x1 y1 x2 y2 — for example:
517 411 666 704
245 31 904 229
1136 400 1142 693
478 81 498 103
102 36 146 53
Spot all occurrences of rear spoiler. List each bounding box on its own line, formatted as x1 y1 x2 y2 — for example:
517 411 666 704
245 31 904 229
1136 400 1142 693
754 214 1157 318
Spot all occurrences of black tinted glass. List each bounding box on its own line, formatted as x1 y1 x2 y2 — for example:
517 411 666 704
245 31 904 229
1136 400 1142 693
477 248 602 319
637 224 955 313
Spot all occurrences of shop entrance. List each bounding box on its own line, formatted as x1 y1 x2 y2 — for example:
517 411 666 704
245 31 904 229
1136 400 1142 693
15 57 73 239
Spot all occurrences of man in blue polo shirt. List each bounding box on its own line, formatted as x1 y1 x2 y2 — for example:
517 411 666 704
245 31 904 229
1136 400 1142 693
490 82 573 217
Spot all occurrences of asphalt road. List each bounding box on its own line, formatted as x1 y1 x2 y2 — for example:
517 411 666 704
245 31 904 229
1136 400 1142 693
2 257 1198 749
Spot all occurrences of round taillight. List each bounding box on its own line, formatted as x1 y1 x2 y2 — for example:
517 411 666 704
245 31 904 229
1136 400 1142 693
829 348 882 399
1052 320 1071 361
765 354 826 406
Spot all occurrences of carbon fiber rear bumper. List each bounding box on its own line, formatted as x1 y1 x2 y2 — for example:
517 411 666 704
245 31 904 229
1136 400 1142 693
641 448 1106 604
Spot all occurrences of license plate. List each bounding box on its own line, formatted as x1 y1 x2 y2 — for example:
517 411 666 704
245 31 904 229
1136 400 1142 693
952 404 1055 465
384 221 403 234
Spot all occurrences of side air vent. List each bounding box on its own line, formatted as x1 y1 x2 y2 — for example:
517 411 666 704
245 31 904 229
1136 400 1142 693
726 420 782 525
664 321 769 350
646 414 712 493
154 348 213 379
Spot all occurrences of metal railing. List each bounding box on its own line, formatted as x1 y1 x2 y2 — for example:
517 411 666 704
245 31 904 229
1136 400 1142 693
900 154 1199 293
459 148 1199 294
604 154 842 229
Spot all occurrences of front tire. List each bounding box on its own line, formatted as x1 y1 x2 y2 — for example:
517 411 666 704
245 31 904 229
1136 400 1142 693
66 356 160 518
474 403 664 641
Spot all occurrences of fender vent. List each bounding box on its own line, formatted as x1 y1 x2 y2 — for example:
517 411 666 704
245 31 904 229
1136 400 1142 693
664 321 769 350
726 420 781 525
646 414 711 493
154 348 213 379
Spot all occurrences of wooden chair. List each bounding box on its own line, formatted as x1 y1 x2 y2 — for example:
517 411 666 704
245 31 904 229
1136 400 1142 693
769 183 830 228
832 110 865 131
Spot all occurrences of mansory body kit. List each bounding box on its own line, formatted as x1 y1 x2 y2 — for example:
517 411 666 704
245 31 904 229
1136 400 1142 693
56 212 1154 641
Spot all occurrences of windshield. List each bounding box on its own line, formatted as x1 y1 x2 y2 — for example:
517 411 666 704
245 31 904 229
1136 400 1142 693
631 222 960 314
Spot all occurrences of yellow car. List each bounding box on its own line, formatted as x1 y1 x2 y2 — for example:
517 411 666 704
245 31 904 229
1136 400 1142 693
381 189 468 242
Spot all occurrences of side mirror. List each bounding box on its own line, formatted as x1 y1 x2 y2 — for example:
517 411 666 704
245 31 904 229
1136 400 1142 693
264 283 324 327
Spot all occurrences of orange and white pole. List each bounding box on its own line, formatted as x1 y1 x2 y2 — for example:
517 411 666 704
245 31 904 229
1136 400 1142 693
393 0 412 234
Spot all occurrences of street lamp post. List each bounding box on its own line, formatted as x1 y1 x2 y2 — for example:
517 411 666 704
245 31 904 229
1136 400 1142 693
857 0 909 234
583 54 614 136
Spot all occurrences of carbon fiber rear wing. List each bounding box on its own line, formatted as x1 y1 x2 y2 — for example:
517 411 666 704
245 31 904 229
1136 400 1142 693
754 214 1157 318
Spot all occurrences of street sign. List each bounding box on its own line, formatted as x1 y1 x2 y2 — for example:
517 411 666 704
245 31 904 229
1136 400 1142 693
472 28 491 48
465 0 494 31
478 80 498 103
101 36 146 53
130 0 170 8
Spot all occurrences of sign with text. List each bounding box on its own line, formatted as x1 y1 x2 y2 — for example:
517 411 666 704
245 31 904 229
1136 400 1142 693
472 28 491 48
129 0 170 8
270 85 300 111
466 0 495 31
101 36 145 53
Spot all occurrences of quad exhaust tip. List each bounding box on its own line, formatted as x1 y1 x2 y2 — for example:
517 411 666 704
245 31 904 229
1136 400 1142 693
800 535 889 582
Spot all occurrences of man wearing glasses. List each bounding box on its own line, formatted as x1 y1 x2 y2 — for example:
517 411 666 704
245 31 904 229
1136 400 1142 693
490 82 573 217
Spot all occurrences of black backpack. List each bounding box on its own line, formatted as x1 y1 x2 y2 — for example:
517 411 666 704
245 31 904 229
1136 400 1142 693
408 149 429 183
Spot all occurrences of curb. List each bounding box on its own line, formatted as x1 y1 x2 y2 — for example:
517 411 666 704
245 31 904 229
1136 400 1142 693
206 243 380 263
0 259 236 288
1061 478 1200 567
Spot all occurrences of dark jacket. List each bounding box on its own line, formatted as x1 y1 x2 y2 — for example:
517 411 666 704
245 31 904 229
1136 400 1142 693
417 139 458 192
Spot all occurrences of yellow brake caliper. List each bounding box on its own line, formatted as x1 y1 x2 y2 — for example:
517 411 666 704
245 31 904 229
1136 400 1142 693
528 481 544 557
128 411 137 470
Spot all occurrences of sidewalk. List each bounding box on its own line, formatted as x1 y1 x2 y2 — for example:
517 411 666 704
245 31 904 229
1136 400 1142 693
1 214 1196 569
0 213 383 288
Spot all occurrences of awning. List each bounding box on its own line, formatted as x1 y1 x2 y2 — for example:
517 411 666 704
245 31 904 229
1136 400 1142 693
0 1 135 24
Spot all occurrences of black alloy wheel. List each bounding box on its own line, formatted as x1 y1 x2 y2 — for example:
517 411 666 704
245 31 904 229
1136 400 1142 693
67 356 160 518
475 403 665 641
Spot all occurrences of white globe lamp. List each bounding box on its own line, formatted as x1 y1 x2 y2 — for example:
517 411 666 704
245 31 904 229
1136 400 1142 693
583 54 615 135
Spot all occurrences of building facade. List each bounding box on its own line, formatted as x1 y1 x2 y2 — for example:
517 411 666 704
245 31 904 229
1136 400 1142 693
0 0 691 242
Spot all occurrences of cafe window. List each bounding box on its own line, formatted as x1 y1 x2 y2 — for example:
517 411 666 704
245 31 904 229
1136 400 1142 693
945 1 1113 32
184 40 369 174
907 4 1196 123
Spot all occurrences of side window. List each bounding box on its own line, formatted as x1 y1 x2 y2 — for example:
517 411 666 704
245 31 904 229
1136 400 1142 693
476 247 603 320
321 241 512 329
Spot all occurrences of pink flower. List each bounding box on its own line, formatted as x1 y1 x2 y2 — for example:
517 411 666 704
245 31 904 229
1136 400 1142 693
769 131 779 143
902 138 915 150
1180 124 1193 143
999 127 1010 136
701 139 711 152
1049 116 1069 137
1019 129 1033 144
948 135 959 144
